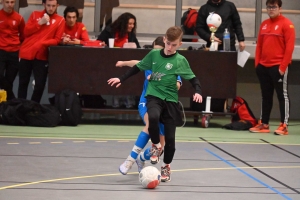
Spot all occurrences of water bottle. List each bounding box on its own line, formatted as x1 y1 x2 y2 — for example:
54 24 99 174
223 28 230 51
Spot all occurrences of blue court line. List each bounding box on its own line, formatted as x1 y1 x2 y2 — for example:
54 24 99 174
205 149 292 200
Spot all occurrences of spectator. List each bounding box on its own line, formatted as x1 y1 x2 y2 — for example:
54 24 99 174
61 6 89 45
195 0 245 51
100 0 119 31
0 0 25 100
97 12 140 48
97 12 140 108
58 0 84 22
249 0 295 135
18 0 65 103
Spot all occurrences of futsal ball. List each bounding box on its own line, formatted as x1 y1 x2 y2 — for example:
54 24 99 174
139 166 161 189
206 12 222 30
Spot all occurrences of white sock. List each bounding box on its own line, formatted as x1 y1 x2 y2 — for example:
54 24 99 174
154 143 161 149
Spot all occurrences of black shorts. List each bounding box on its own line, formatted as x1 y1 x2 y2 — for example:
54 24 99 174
146 95 183 126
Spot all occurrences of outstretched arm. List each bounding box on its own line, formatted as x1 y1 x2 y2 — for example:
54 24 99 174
116 60 140 67
107 65 141 88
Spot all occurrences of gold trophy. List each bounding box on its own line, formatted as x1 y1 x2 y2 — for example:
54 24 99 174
206 12 222 51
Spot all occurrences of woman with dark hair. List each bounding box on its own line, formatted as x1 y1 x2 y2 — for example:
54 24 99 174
97 12 140 48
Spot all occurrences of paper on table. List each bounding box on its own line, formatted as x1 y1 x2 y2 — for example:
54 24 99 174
237 50 250 68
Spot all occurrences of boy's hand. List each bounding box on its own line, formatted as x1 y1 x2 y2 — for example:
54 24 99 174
193 93 202 103
107 78 121 88
176 81 181 90
116 61 124 67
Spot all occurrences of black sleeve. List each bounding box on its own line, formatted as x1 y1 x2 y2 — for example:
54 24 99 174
231 3 245 42
129 33 141 48
97 29 112 46
189 77 202 95
195 7 211 43
119 65 141 83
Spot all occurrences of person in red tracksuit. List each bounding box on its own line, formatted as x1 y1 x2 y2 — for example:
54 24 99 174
250 0 295 135
18 0 65 103
60 6 89 45
0 0 25 100
58 0 84 22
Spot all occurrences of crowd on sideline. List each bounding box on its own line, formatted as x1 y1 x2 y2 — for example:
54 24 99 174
0 0 295 136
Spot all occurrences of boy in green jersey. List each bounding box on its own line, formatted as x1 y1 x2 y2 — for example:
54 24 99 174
108 26 203 181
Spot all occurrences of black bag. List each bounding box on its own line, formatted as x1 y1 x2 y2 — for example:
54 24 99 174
223 120 253 130
25 104 61 127
55 89 82 126
81 95 106 108
0 99 61 127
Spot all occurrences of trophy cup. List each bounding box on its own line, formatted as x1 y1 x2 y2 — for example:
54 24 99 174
206 13 222 51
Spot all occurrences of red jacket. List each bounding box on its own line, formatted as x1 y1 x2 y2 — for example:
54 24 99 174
19 10 65 61
255 15 295 73
64 22 89 44
0 9 25 52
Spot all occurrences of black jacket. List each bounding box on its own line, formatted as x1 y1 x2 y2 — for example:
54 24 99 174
195 0 244 50
97 25 141 48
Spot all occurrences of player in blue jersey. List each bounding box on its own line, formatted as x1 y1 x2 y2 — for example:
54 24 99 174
118 36 182 175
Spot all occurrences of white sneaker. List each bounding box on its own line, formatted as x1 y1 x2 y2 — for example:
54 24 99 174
136 156 145 173
119 159 134 175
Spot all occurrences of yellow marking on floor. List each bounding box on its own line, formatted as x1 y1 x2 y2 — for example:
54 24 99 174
1 165 299 191
73 141 85 143
1 136 300 146
50 142 63 144
29 142 41 144
95 141 107 143
117 141 130 142
7 143 19 145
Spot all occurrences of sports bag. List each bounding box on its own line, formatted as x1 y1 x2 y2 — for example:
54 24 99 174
223 96 257 130
181 8 198 41
55 89 82 126
0 98 61 127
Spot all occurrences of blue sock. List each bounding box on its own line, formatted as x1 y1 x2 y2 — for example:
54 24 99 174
140 147 151 162
130 131 150 160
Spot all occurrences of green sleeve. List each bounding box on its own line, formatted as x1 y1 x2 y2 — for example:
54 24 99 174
175 57 196 80
136 50 155 70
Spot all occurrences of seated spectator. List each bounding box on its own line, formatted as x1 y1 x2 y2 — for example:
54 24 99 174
58 0 84 22
97 12 140 48
61 6 89 45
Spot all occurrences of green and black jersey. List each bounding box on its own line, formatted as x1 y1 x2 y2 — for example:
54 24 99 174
137 49 196 102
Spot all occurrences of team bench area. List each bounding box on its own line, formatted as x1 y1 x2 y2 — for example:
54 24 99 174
48 46 237 127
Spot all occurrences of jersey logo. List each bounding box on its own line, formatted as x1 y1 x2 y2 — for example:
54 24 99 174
150 72 165 81
275 25 279 30
82 27 86 31
262 24 267 30
152 62 157 65
52 19 56 24
290 25 294 29
165 63 173 70
12 20 16 26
